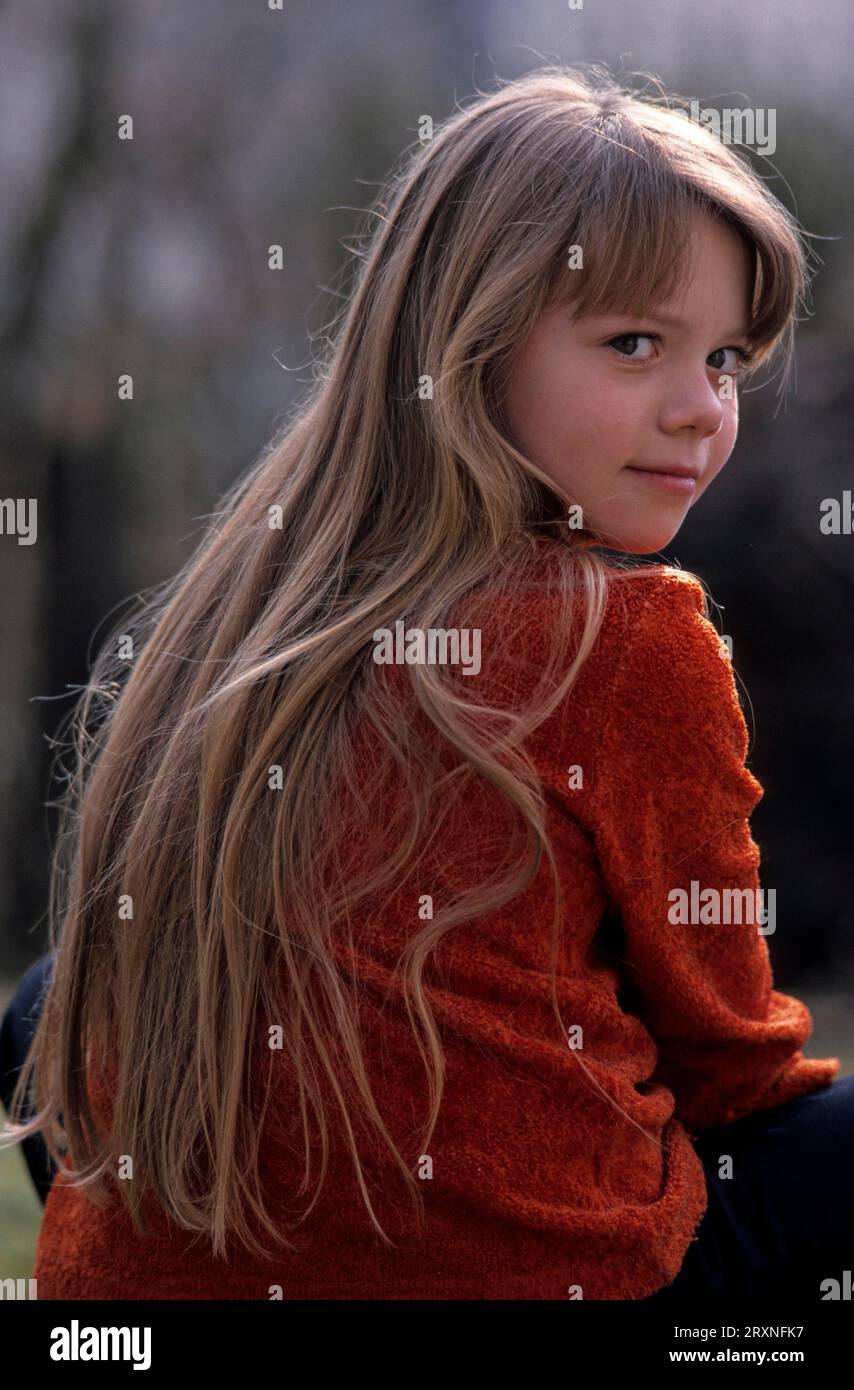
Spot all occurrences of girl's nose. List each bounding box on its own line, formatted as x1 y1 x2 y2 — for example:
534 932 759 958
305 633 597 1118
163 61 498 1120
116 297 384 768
658 377 728 438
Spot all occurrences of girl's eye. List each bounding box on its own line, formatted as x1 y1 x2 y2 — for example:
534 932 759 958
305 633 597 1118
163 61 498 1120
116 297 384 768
605 335 753 374
708 345 753 375
606 333 658 361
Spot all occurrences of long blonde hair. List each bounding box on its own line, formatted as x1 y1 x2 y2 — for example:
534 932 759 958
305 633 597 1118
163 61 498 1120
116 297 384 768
2 64 810 1259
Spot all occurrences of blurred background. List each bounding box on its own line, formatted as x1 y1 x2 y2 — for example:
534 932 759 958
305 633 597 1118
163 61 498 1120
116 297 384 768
1 0 852 1277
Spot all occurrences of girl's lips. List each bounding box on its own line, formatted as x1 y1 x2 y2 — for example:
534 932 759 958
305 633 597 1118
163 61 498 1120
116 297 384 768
625 466 698 495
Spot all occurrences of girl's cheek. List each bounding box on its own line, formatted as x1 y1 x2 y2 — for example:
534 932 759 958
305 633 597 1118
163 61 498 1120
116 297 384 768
712 425 739 476
717 388 740 436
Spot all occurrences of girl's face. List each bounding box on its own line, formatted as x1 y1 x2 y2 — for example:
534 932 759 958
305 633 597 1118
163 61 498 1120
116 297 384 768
502 211 755 553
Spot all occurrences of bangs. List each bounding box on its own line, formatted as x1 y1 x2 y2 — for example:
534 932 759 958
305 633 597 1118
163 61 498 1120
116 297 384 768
543 115 808 376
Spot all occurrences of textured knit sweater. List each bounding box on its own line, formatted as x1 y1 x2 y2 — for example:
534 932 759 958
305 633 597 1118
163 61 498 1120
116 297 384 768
33 540 840 1299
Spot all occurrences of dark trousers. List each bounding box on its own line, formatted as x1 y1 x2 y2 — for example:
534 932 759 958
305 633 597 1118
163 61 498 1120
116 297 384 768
0 952 58 1203
647 1073 854 1301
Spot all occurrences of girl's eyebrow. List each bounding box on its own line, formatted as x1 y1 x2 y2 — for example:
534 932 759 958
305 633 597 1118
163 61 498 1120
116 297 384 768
629 308 752 339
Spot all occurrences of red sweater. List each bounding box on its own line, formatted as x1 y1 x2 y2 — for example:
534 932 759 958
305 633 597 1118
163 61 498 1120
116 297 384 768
33 544 840 1299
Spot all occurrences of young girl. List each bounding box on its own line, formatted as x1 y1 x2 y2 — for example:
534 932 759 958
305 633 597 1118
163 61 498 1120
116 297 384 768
2 64 847 1302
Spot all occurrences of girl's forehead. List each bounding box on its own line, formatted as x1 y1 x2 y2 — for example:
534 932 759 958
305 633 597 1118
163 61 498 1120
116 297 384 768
557 248 755 327
556 212 755 301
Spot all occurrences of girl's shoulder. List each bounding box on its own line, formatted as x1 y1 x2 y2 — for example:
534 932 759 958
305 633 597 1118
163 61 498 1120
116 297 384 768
523 534 716 652
520 544 759 825
601 560 714 646
450 535 722 689
520 539 742 740
419 537 731 736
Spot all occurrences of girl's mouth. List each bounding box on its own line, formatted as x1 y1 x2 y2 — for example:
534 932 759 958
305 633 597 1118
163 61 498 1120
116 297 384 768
624 466 698 496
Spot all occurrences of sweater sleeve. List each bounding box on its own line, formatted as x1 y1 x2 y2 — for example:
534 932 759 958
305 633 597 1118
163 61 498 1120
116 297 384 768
587 570 840 1133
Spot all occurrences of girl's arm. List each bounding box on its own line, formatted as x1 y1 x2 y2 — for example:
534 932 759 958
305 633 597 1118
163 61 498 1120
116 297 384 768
585 571 840 1133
